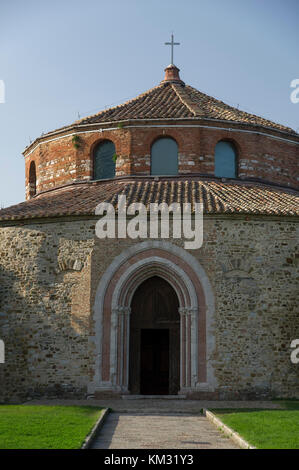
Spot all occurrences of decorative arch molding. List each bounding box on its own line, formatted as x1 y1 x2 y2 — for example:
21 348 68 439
89 241 216 395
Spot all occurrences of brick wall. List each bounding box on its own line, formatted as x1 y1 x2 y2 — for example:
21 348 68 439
24 122 299 199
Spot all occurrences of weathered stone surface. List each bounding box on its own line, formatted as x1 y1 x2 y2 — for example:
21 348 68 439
0 215 298 401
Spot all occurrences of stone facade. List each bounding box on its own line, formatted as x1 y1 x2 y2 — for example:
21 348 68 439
2 65 298 403
0 215 298 402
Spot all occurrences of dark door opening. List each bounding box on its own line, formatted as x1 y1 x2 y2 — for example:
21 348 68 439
129 276 180 395
140 329 169 395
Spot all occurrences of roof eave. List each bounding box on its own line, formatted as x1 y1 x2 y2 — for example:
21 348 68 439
23 117 299 157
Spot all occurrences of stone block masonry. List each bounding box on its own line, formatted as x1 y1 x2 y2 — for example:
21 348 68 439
0 219 95 401
0 215 298 401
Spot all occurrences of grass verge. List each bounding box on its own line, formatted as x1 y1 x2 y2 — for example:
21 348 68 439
212 401 299 449
0 405 103 449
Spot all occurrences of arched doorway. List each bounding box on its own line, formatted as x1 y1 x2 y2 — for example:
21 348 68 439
90 241 216 398
129 276 180 395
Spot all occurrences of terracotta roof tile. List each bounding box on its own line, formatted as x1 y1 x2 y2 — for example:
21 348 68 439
74 82 296 134
0 178 298 222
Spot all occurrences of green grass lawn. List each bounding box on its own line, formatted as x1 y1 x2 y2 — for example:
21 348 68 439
213 401 299 449
0 405 103 449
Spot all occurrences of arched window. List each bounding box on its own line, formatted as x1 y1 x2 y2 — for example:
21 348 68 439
93 140 116 180
214 141 237 178
29 161 36 197
151 137 178 176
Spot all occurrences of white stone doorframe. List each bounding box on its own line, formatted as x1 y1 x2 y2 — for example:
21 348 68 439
111 257 198 393
89 241 216 395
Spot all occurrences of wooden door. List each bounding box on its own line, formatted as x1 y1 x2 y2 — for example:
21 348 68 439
140 329 169 394
129 276 180 395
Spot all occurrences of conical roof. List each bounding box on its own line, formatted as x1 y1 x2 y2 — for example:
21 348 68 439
74 65 295 134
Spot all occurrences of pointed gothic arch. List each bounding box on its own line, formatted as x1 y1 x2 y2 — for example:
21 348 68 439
89 241 216 396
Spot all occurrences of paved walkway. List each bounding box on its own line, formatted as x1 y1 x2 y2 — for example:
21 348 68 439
25 399 283 449
91 412 239 449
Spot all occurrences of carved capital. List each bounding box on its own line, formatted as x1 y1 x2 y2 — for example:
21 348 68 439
178 307 187 316
179 306 197 317
112 306 131 316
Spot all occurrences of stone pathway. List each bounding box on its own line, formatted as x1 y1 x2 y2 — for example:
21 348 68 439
91 412 239 449
25 399 283 450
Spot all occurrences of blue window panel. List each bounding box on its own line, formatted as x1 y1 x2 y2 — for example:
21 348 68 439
214 141 237 178
94 141 116 180
151 138 178 175
29 161 36 196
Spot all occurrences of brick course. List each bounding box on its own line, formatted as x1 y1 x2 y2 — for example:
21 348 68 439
24 123 299 199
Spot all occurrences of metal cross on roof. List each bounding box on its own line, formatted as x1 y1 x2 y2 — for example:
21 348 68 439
165 34 180 65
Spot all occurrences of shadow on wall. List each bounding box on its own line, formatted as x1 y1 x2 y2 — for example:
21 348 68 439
0 222 94 402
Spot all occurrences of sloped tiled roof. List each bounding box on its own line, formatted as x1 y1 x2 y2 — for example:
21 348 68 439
75 82 296 134
0 178 298 222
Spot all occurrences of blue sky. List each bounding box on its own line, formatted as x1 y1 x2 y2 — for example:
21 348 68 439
0 0 298 207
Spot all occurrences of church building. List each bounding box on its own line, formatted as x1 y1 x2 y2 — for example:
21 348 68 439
0 49 298 401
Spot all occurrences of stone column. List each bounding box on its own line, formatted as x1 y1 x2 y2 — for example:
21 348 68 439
110 308 119 387
188 307 199 388
179 307 186 390
111 306 131 391
179 306 198 391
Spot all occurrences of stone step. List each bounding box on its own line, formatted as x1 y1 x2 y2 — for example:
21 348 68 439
95 399 204 414
121 394 186 400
